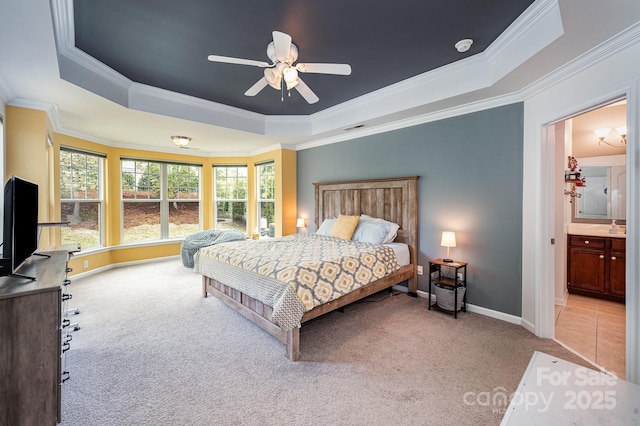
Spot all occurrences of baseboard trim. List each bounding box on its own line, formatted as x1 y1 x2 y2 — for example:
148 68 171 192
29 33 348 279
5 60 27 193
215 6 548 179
70 255 181 281
392 285 523 326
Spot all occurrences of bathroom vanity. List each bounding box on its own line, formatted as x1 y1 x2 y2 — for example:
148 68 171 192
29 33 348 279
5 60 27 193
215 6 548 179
567 224 626 303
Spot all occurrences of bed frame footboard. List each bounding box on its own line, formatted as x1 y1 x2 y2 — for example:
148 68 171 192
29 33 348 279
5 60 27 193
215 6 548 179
202 263 414 361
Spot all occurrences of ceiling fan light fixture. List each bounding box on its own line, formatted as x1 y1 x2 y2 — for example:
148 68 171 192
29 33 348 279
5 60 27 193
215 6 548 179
282 66 298 84
264 68 281 90
285 79 299 91
171 135 191 147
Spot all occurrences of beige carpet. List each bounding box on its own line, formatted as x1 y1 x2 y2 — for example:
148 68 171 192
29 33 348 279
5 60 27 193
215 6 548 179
60 259 592 425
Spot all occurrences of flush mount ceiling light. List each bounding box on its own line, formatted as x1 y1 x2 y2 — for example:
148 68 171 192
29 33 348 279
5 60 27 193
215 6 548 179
455 39 473 53
171 135 191 147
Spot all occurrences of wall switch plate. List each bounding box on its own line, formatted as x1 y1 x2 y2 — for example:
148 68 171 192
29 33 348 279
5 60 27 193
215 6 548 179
417 265 423 275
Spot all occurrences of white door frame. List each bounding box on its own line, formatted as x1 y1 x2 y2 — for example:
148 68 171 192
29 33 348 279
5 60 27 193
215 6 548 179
538 83 639 383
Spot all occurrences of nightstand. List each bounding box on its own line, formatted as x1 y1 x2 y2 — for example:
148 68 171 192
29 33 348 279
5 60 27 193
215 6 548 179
428 258 468 318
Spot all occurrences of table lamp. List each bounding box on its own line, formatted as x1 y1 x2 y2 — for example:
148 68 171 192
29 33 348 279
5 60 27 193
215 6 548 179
441 231 456 262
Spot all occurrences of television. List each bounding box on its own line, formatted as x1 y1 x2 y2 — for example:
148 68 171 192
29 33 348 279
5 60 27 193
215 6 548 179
1 176 39 279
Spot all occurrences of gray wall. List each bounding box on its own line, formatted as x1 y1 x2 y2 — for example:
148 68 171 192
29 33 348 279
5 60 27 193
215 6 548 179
296 103 524 316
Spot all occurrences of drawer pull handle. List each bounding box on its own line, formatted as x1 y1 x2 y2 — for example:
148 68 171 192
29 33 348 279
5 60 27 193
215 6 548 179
599 255 604 259
611 256 617 261
584 240 589 244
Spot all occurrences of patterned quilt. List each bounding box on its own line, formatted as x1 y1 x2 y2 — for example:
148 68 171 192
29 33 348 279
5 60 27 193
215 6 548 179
194 233 400 330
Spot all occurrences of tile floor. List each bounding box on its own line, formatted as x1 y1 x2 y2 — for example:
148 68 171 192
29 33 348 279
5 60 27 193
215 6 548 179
555 293 626 378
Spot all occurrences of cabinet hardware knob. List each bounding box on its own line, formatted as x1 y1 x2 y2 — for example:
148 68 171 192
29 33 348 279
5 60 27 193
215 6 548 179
585 240 589 244
611 256 617 261
599 255 604 259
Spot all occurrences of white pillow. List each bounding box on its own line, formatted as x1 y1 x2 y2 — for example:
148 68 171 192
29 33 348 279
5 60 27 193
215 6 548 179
316 218 336 235
360 215 400 243
351 220 389 244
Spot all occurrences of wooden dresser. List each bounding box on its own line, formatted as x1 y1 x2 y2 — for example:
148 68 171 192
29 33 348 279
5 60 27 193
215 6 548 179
0 250 72 425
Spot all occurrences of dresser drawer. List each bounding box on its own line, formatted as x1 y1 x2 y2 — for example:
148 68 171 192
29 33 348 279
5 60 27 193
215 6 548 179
569 235 605 249
610 238 626 251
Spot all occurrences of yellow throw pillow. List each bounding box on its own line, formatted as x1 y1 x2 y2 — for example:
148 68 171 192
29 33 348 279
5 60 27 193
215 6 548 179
329 214 360 240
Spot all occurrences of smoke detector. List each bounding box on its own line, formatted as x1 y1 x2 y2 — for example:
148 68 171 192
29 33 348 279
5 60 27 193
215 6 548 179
455 39 473 53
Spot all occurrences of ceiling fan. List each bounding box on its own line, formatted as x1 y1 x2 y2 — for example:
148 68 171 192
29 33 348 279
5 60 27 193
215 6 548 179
207 31 351 104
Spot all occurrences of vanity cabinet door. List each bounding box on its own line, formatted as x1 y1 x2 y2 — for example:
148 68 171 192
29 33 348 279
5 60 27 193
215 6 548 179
609 250 625 297
568 247 606 293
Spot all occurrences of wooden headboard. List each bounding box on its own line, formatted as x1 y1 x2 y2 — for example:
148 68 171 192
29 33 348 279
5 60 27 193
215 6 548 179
313 176 419 275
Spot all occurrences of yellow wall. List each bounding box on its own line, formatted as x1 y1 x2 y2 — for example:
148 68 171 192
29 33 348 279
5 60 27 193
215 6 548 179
5 106 297 276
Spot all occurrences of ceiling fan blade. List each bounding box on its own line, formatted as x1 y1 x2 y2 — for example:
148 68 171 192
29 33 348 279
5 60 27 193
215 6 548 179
207 55 270 68
295 63 352 75
294 78 319 104
245 77 268 96
272 31 292 63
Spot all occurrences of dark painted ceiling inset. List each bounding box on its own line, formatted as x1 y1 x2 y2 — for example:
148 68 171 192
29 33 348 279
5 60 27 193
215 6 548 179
73 0 535 116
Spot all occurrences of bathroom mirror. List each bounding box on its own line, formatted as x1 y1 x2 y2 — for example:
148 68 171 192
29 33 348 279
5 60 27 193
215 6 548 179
573 164 626 223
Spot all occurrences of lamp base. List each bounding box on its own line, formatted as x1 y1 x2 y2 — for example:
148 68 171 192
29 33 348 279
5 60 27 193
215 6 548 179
443 258 453 263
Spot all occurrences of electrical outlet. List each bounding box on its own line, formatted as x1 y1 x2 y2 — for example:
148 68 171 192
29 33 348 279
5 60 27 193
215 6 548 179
457 272 463 280
417 265 423 275
83 260 89 269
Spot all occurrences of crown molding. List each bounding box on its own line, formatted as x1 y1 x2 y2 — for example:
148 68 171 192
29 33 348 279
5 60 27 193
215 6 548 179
520 20 640 100
295 92 524 151
49 0 563 138
0 74 14 105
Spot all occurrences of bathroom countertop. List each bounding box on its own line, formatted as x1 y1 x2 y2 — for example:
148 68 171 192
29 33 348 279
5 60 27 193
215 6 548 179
567 223 626 238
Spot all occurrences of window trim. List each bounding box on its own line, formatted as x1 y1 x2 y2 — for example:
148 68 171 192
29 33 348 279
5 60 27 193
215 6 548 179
59 147 105 249
213 164 248 234
121 158 202 243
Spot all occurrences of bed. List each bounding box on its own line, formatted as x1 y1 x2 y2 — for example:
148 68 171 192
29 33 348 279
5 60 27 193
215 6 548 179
195 176 419 361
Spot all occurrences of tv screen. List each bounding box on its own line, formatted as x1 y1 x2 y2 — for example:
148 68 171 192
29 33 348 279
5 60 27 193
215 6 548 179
3 176 39 273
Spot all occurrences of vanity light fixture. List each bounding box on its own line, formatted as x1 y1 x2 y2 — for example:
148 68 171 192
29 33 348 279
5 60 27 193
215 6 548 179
615 126 627 144
595 127 626 148
441 231 456 263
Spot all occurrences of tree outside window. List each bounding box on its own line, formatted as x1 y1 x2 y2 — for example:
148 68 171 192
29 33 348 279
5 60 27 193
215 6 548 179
121 159 200 243
257 162 275 236
60 149 103 249
214 165 247 234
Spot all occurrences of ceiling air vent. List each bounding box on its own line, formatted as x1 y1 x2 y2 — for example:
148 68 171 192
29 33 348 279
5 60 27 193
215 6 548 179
344 124 365 131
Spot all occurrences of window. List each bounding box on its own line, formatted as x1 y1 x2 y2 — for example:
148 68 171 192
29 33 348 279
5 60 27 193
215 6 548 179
214 165 247 234
60 148 104 249
256 162 275 236
121 159 200 243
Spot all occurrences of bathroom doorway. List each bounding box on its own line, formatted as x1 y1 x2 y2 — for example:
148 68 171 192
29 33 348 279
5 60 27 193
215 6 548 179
554 99 627 377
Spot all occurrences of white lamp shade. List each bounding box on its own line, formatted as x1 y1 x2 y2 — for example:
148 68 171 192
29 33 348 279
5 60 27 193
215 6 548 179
594 128 611 139
441 231 456 248
296 218 305 228
615 126 627 136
